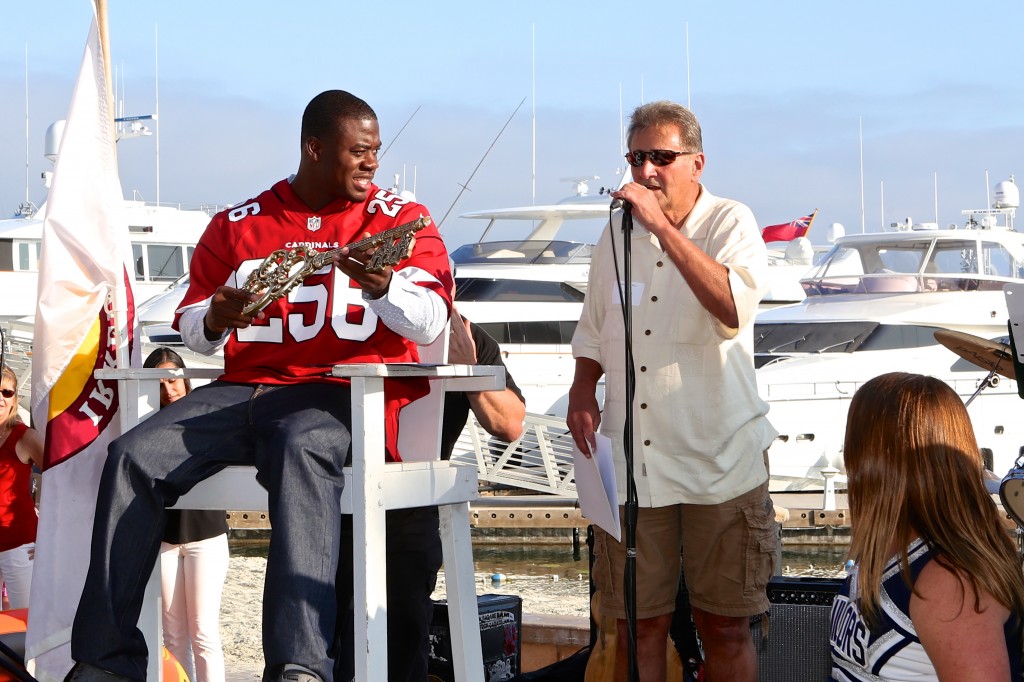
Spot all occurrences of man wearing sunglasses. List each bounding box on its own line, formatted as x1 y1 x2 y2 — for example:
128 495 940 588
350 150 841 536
568 100 777 682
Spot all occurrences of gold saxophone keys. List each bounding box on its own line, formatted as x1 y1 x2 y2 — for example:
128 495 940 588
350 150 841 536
240 214 431 315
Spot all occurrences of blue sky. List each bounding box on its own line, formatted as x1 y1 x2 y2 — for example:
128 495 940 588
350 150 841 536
1 1 1023 249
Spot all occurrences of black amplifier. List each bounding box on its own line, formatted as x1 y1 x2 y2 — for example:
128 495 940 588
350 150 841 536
428 593 523 682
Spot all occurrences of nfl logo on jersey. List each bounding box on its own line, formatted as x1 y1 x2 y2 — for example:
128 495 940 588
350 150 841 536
307 216 322 232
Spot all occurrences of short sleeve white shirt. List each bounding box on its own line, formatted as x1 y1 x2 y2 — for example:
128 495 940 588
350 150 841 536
571 185 777 505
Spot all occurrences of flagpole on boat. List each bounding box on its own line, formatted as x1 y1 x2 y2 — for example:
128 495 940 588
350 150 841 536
859 116 865 234
24 45 30 212
685 21 691 109
531 22 536 206
880 180 885 230
154 24 160 207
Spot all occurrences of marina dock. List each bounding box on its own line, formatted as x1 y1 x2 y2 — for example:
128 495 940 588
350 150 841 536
226 490 1020 546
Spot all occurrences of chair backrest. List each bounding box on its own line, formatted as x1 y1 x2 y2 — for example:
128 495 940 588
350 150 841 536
396 323 449 462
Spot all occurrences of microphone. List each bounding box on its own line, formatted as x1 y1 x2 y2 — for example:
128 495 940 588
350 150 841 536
610 198 631 212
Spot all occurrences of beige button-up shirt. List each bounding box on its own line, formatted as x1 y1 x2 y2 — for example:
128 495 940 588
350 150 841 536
572 186 777 505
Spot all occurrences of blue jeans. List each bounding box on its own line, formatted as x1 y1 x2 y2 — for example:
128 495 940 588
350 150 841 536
71 381 352 682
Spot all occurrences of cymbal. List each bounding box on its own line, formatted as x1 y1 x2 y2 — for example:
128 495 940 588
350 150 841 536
934 329 1016 380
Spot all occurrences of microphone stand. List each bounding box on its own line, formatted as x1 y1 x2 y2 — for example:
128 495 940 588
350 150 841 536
620 204 640 682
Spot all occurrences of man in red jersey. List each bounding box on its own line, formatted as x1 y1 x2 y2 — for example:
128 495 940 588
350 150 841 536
66 91 452 682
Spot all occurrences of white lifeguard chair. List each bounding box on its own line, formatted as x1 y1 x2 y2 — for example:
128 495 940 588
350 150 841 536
99 333 500 682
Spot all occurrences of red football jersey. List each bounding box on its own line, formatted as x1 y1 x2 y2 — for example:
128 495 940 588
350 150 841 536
174 179 453 459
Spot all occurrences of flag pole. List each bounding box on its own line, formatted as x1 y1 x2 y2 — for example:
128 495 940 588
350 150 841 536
94 0 135 432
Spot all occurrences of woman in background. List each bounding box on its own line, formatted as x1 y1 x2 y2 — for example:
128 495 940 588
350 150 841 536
0 366 42 609
145 347 229 682
830 372 1024 681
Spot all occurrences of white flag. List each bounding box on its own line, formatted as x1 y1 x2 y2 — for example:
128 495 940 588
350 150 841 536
26 2 139 680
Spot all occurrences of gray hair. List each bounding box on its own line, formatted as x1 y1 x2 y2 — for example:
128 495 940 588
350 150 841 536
627 101 703 152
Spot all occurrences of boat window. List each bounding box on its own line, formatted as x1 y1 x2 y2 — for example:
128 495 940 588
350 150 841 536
15 241 39 272
451 240 592 265
930 240 981 275
754 321 942 355
455 278 585 303
147 245 186 281
132 244 187 282
475 320 578 345
857 324 943 351
876 247 927 274
812 245 864 278
754 321 878 354
979 242 1023 279
133 244 145 277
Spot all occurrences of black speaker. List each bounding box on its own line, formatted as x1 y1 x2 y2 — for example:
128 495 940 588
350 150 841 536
752 576 842 682
428 594 523 682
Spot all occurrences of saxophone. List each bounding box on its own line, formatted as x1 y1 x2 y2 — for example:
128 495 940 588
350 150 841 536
240 214 431 315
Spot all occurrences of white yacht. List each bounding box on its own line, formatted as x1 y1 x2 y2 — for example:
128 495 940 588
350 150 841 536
451 185 823 415
757 178 1024 491
1 116 216 322
0 201 213 322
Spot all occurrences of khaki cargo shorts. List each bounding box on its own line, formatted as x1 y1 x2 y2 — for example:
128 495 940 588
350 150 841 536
592 480 778 619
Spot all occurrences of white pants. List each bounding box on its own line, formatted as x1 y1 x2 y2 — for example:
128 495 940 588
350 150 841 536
0 543 33 609
160 533 230 682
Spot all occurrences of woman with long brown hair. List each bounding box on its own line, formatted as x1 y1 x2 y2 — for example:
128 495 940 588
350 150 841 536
830 372 1024 681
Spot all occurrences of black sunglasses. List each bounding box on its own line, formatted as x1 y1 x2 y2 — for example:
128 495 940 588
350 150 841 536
624 149 697 167
0 389 14 399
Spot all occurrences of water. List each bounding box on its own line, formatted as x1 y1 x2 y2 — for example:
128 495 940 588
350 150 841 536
228 535 847 579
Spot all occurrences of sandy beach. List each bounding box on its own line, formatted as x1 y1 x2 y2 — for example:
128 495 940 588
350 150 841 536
219 555 592 677
219 551 845 678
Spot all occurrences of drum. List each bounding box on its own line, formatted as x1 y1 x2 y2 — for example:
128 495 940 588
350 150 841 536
1000 464 1024 530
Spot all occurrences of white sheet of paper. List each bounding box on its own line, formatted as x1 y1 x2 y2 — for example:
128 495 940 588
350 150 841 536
572 433 621 542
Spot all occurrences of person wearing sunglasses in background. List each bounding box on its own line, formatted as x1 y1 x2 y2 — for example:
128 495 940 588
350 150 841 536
0 366 43 610
568 100 777 682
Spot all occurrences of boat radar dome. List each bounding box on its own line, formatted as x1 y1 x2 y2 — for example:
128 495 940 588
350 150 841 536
994 179 1020 209
44 120 66 163
826 222 845 243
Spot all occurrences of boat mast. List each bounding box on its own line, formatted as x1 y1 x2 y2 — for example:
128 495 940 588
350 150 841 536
880 180 884 230
531 23 536 205
24 45 30 211
685 22 691 109
859 117 865 234
155 24 160 206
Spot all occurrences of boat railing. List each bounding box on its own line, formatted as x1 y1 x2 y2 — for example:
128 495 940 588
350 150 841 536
450 411 577 496
801 272 1013 296
123 196 222 216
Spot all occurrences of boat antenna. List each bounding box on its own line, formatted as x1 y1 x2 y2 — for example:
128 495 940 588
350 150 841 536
531 23 536 205
24 44 30 211
685 22 691 109
858 116 865 234
380 105 420 159
155 24 160 206
437 96 526 229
